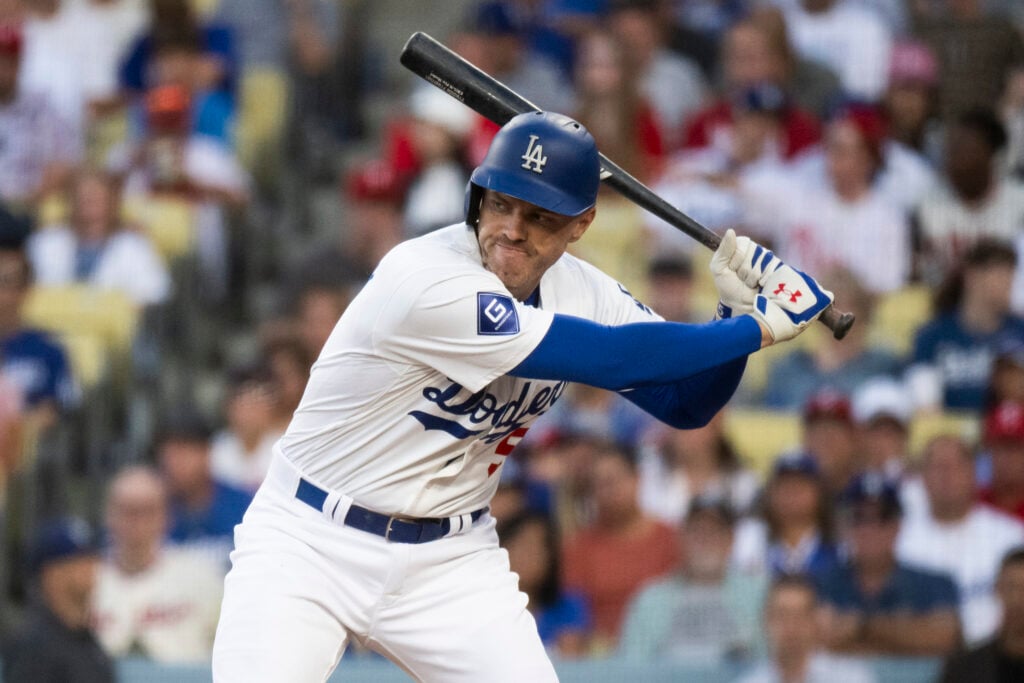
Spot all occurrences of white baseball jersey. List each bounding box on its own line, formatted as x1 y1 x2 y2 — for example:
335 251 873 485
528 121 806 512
277 223 659 518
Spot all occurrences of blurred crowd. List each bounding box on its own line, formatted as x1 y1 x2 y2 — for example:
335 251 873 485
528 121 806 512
0 0 1023 681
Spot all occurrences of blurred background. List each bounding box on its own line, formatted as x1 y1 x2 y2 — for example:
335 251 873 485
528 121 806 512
0 0 1023 681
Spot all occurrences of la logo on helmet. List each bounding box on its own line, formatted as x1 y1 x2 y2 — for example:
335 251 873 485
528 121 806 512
520 135 547 174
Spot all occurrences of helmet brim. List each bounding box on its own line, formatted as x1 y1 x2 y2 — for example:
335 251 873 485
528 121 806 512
470 166 595 218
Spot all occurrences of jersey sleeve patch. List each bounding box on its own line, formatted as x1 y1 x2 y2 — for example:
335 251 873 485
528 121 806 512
477 292 520 335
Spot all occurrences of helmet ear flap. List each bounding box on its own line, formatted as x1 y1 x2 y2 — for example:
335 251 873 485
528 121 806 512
464 182 485 228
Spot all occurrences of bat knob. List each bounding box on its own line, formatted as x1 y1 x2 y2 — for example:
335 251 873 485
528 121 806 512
830 312 856 340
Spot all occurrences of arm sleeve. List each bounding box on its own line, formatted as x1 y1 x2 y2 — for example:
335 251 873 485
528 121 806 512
510 314 760 427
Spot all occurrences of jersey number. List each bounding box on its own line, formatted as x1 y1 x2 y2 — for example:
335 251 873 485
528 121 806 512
488 428 529 476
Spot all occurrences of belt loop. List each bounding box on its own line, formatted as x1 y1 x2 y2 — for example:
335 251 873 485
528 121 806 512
322 490 353 525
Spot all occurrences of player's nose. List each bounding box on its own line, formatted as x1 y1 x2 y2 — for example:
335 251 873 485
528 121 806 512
503 210 529 241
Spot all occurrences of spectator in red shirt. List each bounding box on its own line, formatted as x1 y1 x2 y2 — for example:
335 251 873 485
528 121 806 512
979 401 1024 523
561 442 679 651
681 15 822 161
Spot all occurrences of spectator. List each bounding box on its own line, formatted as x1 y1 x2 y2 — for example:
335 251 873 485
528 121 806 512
915 109 1024 285
572 27 664 181
156 409 251 568
897 435 1024 645
978 401 1024 523
650 83 794 249
606 0 707 149
109 83 249 304
27 168 171 306
907 240 1024 412
0 367 21 478
336 159 404 280
816 473 960 656
561 443 679 650
498 511 590 658
989 341 1024 405
732 453 840 579
884 40 943 165
0 22 80 207
264 335 312 422
1 517 113 683
914 0 1024 122
621 495 767 663
763 268 902 410
92 466 224 663
680 14 824 161
734 575 876 683
294 282 350 361
643 255 695 323
744 105 911 293
1003 65 1024 177
638 411 759 526
779 0 893 101
530 383 653 454
401 85 474 237
801 390 861 497
0 212 76 427
940 547 1024 683
210 363 283 494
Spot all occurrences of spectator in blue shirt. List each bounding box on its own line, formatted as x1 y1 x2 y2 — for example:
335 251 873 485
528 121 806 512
0 209 76 428
156 409 251 570
908 240 1024 412
816 473 961 656
497 511 590 658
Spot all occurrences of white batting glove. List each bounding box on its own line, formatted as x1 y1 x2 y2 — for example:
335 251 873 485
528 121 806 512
728 233 784 289
710 229 757 319
752 264 834 343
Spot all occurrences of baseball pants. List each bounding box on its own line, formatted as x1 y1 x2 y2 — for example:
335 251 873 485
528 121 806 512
212 455 558 682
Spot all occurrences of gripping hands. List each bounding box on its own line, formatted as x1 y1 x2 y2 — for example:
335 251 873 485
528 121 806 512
711 229 834 343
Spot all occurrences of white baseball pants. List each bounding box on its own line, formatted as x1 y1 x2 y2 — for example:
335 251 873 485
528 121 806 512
211 455 558 682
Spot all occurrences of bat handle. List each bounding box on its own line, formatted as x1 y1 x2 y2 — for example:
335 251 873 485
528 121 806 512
820 305 856 340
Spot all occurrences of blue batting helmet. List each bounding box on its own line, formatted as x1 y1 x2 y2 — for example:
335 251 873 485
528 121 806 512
465 111 601 227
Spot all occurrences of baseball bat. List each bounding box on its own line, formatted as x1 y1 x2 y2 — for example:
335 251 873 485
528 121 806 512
399 32 855 340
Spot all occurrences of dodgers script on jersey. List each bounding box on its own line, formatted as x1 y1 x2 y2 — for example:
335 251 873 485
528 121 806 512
277 223 659 518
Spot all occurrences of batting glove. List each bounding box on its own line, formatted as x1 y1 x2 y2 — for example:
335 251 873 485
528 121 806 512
728 233 783 289
752 265 834 343
710 229 757 319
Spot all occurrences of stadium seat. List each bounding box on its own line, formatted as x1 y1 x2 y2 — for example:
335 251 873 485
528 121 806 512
21 286 140 358
237 67 289 172
869 284 932 355
122 196 196 263
57 331 108 391
724 409 803 475
908 411 980 459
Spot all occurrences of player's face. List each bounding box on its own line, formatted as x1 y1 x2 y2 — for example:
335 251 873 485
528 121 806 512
476 190 595 300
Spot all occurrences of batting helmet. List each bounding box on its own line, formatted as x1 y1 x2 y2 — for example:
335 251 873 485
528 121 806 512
465 111 600 227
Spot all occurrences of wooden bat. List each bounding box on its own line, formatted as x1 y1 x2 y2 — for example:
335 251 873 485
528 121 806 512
399 31 855 339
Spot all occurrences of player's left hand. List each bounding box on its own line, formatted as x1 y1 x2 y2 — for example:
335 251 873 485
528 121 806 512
728 232 783 289
710 229 757 319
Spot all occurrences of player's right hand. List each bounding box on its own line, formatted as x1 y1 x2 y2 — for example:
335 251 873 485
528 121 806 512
710 228 757 319
752 264 834 343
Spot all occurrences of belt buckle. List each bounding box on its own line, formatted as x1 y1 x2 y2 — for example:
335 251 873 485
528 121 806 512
384 516 412 541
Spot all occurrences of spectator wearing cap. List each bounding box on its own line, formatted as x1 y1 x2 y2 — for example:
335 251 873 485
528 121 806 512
210 363 284 494
0 211 77 428
907 240 1024 412
156 409 252 569
1 517 113 683
800 390 861 497
498 511 591 658
732 452 840 580
940 547 1024 683
681 11 826 159
92 466 224 663
914 0 1024 123
620 495 767 663
978 401 1024 523
896 435 1024 645
606 0 707 149
915 109 1024 286
27 167 171 306
648 82 793 253
561 442 680 651
741 104 911 293
779 0 893 102
402 85 475 237
638 410 759 527
734 575 876 683
816 473 960 656
763 267 902 410
0 21 80 207
884 40 943 165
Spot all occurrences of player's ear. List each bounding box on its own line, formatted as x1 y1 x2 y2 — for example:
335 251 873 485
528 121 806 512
567 207 597 243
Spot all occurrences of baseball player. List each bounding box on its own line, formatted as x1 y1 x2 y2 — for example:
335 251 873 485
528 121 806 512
212 111 833 682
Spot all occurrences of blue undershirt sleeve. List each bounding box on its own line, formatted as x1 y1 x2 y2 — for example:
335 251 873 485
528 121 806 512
509 314 761 428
